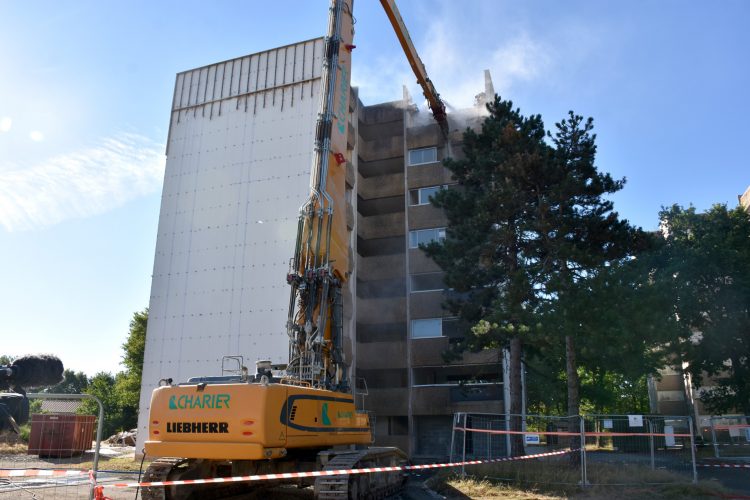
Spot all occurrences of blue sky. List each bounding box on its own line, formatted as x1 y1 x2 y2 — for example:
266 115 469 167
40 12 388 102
1 1 747 376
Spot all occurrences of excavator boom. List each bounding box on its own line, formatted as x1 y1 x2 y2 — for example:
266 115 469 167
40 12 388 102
379 0 448 135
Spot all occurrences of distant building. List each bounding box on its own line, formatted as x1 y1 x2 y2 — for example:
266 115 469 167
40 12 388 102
740 185 750 211
136 38 509 459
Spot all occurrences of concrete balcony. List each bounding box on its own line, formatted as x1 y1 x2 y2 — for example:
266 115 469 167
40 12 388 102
364 388 408 415
408 204 447 230
407 164 454 189
405 123 442 150
356 296 406 323
411 338 502 367
360 101 403 125
356 340 408 370
409 250 441 274
412 385 503 415
358 254 405 281
357 212 405 240
359 156 403 177
358 172 404 199
411 386 450 415
359 136 404 161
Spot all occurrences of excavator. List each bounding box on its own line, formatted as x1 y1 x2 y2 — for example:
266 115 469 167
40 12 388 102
142 1 447 498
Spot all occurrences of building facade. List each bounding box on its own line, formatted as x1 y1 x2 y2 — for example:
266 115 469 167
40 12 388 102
137 39 506 458
353 81 505 458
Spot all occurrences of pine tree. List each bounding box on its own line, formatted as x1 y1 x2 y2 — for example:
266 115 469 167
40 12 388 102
537 112 641 447
425 97 641 456
425 97 550 455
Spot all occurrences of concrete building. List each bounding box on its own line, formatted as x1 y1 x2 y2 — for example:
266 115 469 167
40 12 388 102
137 38 505 458
740 185 750 211
352 79 504 458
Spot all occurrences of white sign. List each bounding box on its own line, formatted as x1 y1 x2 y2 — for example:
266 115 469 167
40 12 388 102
603 419 613 429
628 415 644 427
524 434 541 445
664 425 676 447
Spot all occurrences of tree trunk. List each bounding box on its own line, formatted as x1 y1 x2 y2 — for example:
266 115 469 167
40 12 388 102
509 336 524 456
566 334 581 464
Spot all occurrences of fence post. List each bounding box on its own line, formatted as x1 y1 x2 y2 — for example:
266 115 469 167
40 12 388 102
449 413 456 463
688 416 698 484
580 415 587 487
647 418 655 470
710 416 719 459
461 413 467 477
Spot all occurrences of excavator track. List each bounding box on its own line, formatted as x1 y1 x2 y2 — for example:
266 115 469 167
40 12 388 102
315 447 407 499
141 457 183 500
140 457 253 500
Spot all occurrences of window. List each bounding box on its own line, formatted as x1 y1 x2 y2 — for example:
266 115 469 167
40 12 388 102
409 227 446 248
409 185 443 206
411 318 443 338
410 272 444 293
408 147 437 166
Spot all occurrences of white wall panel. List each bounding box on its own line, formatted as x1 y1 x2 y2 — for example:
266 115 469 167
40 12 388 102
137 39 324 451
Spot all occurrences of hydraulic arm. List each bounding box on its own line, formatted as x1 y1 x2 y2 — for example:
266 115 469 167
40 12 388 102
379 0 448 135
285 0 355 391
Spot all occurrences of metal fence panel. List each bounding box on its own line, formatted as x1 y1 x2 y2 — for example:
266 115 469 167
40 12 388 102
0 393 103 500
450 412 698 489
450 412 583 484
710 415 750 459
582 414 696 485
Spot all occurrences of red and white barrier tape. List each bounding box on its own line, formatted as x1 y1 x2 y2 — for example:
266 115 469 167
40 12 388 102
454 426 692 438
105 449 574 489
0 469 88 478
698 463 750 469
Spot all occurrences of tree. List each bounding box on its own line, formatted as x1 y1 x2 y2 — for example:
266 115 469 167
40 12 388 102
83 372 122 436
82 309 148 435
46 369 89 394
425 97 550 455
657 204 750 414
114 309 147 419
533 111 642 430
426 97 643 456
533 247 679 414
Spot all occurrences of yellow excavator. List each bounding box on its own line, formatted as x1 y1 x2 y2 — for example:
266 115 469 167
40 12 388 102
142 1 447 498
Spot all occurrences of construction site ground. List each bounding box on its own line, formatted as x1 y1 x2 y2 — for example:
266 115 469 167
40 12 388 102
2 445 748 499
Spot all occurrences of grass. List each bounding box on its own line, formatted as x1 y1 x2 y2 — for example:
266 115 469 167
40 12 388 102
427 459 739 499
0 442 28 454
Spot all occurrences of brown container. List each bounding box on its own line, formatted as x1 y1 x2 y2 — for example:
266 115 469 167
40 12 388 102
28 413 96 457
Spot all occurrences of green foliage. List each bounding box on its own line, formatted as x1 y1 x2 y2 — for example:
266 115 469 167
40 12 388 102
425 97 548 347
656 204 750 414
78 309 148 436
0 355 13 366
427 95 656 417
122 309 147 380
46 369 89 394
19 423 30 443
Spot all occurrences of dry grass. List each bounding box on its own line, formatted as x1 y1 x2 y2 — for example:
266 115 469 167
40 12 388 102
434 477 565 499
427 459 737 500
0 443 27 455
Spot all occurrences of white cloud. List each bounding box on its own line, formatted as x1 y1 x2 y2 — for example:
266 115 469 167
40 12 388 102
420 19 552 109
29 130 44 142
0 117 11 133
0 133 165 231
352 2 561 111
